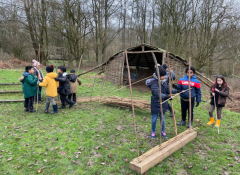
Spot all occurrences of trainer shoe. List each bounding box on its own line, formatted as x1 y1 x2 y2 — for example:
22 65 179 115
161 131 167 138
150 131 155 139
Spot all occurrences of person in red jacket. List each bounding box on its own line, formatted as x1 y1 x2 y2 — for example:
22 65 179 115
207 75 230 127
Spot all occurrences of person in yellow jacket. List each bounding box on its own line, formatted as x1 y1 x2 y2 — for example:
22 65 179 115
39 65 59 113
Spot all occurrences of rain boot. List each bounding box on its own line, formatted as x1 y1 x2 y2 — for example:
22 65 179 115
29 107 36 113
177 120 186 126
51 105 58 114
207 117 214 126
215 120 221 127
187 121 193 128
44 103 50 113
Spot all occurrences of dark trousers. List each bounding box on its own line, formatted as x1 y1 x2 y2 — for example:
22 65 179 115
60 94 74 106
181 98 195 122
68 93 76 103
35 86 42 102
24 96 34 109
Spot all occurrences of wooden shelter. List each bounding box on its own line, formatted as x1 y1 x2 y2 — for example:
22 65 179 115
79 43 213 87
104 44 188 85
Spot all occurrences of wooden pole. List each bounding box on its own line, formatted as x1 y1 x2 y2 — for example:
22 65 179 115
151 52 164 145
188 57 192 129
214 95 220 134
77 54 83 75
38 44 40 63
125 51 140 158
166 44 177 136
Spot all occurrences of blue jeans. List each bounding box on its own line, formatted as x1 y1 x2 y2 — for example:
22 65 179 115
151 113 165 132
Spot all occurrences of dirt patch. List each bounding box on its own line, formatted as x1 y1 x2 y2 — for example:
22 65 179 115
226 92 240 112
132 69 153 93
0 59 45 69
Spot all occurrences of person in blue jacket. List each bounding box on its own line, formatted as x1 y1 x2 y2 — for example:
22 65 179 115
175 66 201 127
162 64 176 117
146 66 177 139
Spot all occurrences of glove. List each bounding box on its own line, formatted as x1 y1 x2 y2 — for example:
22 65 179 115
37 81 40 85
172 84 178 89
177 89 182 93
195 102 200 107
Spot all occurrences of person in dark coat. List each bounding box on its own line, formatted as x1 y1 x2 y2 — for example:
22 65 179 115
67 69 81 105
207 75 229 127
162 64 176 118
22 66 38 112
55 66 74 109
146 66 177 139
176 66 201 127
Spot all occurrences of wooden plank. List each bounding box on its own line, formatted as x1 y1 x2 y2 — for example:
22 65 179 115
0 90 23 94
0 99 25 102
130 130 197 174
0 83 21 85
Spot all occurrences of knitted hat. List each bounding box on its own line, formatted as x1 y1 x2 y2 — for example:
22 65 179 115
162 64 168 70
185 66 196 74
58 66 66 73
46 65 54 73
155 66 167 77
70 69 76 73
32 60 40 67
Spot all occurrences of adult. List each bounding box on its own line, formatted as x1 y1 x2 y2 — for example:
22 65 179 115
162 64 176 117
32 59 44 103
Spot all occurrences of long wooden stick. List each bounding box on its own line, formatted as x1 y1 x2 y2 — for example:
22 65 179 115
38 44 40 63
214 95 220 134
161 87 192 104
166 44 177 136
77 54 83 75
151 52 164 145
188 57 192 129
125 51 140 158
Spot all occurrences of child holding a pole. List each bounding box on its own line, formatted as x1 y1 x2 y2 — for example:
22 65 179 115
55 66 75 109
176 66 201 127
32 60 44 103
207 75 229 127
146 66 177 139
162 64 176 118
22 66 38 112
39 65 59 113
67 69 81 105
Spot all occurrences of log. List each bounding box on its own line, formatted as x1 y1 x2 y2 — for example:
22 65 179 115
77 62 106 77
0 99 25 102
0 83 21 85
130 130 197 174
0 90 23 94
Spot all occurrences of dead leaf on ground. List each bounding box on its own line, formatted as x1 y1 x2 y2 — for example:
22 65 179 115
43 159 47 162
204 167 208 171
188 165 193 169
168 158 174 162
108 155 112 158
224 172 229 175
101 162 106 165
75 155 79 159
59 151 66 155
228 164 234 167
0 155 3 159
234 156 239 161
124 159 128 162
223 167 228 170
7 157 12 161
115 125 122 131
94 146 100 150
73 160 79 165
37 166 46 173
87 162 93 166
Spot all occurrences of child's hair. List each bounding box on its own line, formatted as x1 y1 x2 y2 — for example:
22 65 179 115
25 66 33 72
58 66 66 73
212 75 227 89
185 66 196 74
70 69 76 73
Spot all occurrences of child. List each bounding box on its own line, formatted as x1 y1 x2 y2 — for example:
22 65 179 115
39 65 59 114
55 66 75 109
207 75 229 127
162 64 176 118
32 60 44 103
67 69 81 105
177 66 201 127
146 66 177 139
22 66 38 112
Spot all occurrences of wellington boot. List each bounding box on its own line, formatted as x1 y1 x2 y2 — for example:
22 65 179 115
215 120 221 127
207 117 214 126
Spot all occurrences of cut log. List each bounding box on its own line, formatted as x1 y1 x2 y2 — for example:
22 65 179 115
0 99 25 102
130 130 197 174
0 90 23 94
0 83 21 85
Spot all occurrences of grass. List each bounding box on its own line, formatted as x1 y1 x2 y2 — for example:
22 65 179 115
0 68 240 175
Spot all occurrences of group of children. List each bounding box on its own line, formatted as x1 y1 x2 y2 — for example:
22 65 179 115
146 64 229 139
19 60 81 113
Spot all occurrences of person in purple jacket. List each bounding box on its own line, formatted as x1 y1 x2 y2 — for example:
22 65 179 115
146 66 177 139
176 66 201 127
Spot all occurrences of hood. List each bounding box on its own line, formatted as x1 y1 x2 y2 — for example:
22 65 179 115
68 74 77 82
47 72 57 79
146 78 157 87
23 72 30 77
183 74 197 80
62 72 68 77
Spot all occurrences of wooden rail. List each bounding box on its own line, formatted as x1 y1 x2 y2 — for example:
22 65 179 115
0 90 23 94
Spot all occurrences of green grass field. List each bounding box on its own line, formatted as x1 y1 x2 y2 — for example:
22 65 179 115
0 69 239 175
